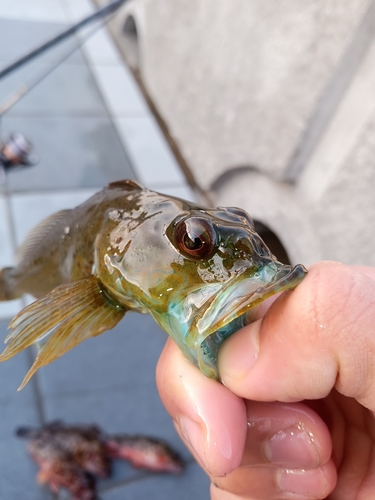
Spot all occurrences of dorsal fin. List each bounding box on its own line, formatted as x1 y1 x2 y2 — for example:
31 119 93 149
16 210 72 266
108 179 143 191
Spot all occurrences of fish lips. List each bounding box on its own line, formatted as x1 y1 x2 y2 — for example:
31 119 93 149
158 260 307 379
194 261 307 341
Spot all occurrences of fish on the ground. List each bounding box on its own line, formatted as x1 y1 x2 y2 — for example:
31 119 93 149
0 180 307 389
17 421 185 500
105 434 184 473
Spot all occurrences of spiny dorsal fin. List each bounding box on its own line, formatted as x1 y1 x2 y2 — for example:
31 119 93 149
108 179 143 191
16 210 72 265
0 275 126 390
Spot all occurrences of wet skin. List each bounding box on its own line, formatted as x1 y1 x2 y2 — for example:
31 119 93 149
0 180 306 389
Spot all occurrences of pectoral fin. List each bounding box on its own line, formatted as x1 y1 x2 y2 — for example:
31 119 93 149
0 275 126 390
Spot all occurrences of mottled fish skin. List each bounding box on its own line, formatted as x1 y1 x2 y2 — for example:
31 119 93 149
18 426 100 500
0 179 307 388
0 180 144 300
104 434 185 473
16 422 184 499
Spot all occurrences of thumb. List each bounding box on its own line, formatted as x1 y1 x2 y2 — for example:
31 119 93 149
218 262 375 411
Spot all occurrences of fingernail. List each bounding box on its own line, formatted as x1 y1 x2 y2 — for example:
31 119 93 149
178 416 207 468
219 320 260 380
264 423 319 467
278 468 328 497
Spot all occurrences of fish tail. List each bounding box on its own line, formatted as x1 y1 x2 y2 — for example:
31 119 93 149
0 267 21 301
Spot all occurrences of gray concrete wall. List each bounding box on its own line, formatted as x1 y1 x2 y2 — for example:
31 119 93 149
102 0 375 267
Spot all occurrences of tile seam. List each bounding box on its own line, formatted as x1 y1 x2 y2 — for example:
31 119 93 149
80 0 187 188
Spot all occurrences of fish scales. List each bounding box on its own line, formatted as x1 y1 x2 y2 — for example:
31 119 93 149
0 179 307 388
17 421 184 499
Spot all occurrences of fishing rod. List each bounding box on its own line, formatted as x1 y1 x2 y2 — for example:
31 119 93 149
0 0 128 81
0 14 115 118
0 0 128 175
0 21 105 173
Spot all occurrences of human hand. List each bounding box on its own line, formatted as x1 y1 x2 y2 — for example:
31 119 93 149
156 262 375 499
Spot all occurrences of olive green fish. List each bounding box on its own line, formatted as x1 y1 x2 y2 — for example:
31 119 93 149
0 180 307 389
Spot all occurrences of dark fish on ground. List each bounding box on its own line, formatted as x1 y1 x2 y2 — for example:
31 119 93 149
0 180 307 389
17 421 185 500
17 422 106 500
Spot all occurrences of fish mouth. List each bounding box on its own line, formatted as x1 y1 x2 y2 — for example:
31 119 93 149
190 261 307 378
157 260 307 380
195 262 307 341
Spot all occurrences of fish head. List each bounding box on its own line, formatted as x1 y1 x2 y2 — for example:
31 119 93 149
157 205 307 378
97 191 307 379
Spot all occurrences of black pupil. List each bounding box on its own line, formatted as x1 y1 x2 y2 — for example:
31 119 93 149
172 217 216 260
184 232 203 250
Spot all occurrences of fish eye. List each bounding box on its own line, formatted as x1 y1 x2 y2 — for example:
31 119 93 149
173 217 216 260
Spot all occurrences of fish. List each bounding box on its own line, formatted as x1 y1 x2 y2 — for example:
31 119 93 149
16 421 184 500
17 423 107 500
0 179 307 389
104 434 185 473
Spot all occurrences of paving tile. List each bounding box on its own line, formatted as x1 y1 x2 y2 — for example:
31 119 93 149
10 189 98 244
61 0 95 23
41 375 190 485
0 195 23 319
0 59 107 116
0 195 15 266
0 355 38 441
21 311 202 496
81 28 123 66
97 461 148 493
0 0 68 23
0 403 49 500
0 18 85 66
43 384 194 490
100 462 210 500
90 65 149 116
37 313 168 396
2 116 135 192
43 384 186 461
0 322 37 400
37 314 193 470
0 406 47 499
0 318 47 500
37 314 185 451
114 116 186 188
0 299 23 321
62 0 126 67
